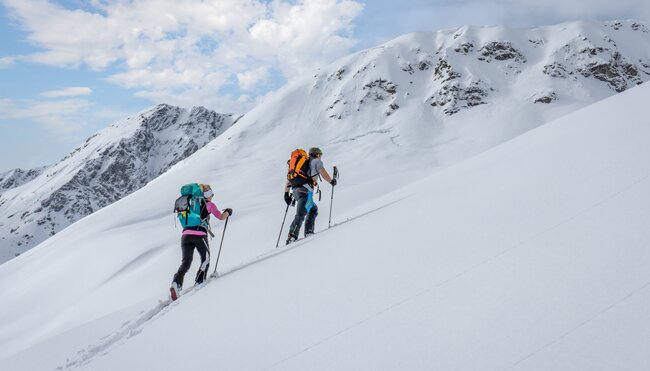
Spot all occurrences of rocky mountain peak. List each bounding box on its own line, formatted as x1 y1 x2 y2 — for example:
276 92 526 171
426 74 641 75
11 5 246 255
316 20 650 121
0 104 237 262
0 167 47 194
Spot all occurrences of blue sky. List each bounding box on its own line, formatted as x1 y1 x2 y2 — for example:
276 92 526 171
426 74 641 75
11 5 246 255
1 0 648 173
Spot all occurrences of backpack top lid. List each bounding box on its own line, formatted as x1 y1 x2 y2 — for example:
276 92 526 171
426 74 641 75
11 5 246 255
288 149 308 176
180 183 203 197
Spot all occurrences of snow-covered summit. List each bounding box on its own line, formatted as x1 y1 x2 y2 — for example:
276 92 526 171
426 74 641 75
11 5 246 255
0 104 236 262
311 19 649 152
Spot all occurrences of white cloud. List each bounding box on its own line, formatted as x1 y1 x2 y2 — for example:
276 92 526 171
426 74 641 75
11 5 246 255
41 87 93 98
494 0 650 24
417 0 650 29
2 0 364 111
248 0 363 76
0 98 93 135
0 56 19 68
237 67 269 91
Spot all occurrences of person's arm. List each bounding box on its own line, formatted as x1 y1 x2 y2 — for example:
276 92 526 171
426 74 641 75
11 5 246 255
207 201 229 220
319 167 333 183
284 181 293 205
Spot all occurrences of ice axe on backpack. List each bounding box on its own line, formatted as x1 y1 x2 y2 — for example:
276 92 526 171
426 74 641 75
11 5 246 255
328 166 338 229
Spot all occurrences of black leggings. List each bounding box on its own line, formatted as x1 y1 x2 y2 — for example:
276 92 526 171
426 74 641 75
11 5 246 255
173 234 211 287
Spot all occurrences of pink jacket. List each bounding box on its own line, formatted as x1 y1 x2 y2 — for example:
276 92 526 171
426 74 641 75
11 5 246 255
182 201 223 236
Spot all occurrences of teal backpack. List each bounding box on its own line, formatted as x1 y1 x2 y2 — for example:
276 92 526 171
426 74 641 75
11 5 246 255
174 183 207 228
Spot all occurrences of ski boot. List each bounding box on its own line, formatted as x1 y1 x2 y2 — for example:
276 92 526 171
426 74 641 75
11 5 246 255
286 233 298 245
170 282 182 301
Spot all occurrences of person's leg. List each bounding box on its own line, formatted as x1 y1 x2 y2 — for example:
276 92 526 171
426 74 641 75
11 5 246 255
304 201 318 235
194 236 211 284
172 235 195 288
288 190 308 238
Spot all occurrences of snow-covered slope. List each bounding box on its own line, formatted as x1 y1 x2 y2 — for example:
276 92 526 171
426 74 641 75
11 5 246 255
0 104 236 262
3 58 650 371
1 20 650 370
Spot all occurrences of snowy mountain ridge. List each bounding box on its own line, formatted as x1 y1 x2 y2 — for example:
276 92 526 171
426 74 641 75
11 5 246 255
0 166 46 194
3 19 648 262
0 104 236 261
320 19 649 114
299 19 650 168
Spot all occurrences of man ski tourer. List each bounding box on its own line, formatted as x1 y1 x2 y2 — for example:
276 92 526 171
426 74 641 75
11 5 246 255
285 147 337 244
171 183 231 301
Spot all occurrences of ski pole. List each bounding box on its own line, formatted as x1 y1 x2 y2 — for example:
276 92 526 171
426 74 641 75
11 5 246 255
328 166 338 228
213 216 229 275
276 202 291 248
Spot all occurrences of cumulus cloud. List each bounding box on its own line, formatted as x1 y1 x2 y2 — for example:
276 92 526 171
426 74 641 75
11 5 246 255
355 0 650 50
0 98 93 134
0 56 19 68
237 67 269 91
493 0 650 25
2 0 364 112
41 87 93 98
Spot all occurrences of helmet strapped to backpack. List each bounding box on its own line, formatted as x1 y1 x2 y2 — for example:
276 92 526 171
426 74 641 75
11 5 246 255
174 183 208 228
287 148 316 188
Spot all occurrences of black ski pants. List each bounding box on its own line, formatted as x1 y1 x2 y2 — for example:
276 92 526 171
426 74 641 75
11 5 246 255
173 234 210 287
288 188 318 237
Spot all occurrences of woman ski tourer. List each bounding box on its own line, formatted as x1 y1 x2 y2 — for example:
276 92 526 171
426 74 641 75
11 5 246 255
171 183 231 300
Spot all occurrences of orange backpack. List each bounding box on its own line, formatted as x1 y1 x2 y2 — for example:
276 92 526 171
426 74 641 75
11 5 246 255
287 149 315 187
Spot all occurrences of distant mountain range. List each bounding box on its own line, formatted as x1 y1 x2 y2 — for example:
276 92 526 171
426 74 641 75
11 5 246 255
2 19 650 264
0 167 47 193
0 104 237 262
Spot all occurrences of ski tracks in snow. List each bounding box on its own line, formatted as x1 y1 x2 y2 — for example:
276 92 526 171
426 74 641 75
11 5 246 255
58 299 175 370
502 279 650 371
262 171 650 371
57 197 406 370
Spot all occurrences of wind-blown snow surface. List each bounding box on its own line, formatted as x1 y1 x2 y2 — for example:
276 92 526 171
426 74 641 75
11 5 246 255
2 64 650 371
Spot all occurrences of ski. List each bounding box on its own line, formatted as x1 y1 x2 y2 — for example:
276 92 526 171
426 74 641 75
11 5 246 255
286 232 318 246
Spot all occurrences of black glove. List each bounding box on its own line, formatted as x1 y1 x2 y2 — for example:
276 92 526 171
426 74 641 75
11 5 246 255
330 178 337 186
284 192 293 206
224 208 233 217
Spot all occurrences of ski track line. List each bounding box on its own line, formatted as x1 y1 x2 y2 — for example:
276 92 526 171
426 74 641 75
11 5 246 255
261 171 650 371
56 197 406 370
502 279 650 371
497 170 650 371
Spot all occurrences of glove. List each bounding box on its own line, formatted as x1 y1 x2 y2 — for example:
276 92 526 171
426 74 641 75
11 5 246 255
330 178 337 186
224 208 233 217
284 192 293 206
